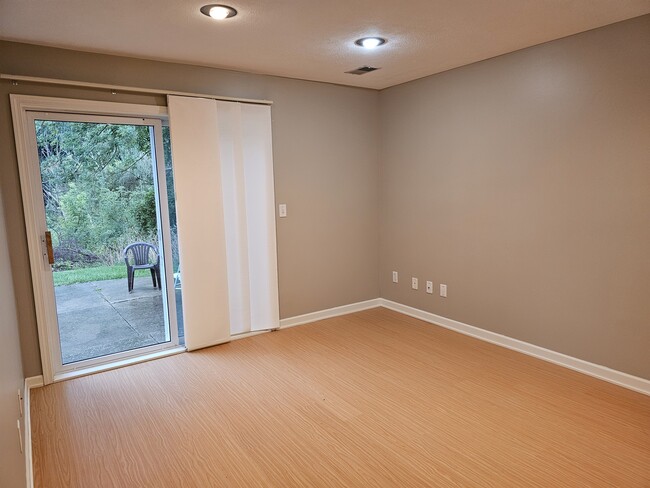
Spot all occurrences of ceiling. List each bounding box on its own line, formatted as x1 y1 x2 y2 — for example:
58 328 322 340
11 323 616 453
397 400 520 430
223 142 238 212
0 1 648 90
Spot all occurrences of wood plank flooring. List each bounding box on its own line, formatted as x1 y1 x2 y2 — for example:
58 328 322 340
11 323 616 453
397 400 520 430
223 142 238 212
31 307 650 487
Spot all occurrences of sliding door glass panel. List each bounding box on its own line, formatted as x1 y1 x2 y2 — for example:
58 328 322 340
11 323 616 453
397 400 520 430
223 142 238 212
162 125 185 345
34 119 174 364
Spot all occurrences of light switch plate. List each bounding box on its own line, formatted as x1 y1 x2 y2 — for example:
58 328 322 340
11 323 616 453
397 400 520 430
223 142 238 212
278 204 287 218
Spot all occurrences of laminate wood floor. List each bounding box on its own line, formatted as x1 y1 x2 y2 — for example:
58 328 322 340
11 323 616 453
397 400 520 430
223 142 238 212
31 307 650 487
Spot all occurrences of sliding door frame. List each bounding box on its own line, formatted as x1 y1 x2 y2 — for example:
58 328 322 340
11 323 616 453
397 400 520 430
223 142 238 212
11 95 182 384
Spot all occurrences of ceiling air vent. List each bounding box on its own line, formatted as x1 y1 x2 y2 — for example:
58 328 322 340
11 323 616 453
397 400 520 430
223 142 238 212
345 66 380 75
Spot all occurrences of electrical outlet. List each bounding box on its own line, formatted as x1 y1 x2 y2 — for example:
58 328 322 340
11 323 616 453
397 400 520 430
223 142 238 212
411 277 418 290
392 271 398 283
426 281 433 294
440 284 447 298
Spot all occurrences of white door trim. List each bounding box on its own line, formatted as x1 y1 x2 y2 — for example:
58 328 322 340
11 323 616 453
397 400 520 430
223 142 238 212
10 95 177 385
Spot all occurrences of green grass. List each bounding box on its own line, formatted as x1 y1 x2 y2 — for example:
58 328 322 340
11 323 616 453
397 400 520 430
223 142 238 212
53 264 127 286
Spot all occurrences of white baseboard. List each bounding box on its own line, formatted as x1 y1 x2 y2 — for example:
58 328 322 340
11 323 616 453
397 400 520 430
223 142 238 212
278 297 649 396
279 298 383 329
25 376 43 390
24 375 42 488
380 299 650 397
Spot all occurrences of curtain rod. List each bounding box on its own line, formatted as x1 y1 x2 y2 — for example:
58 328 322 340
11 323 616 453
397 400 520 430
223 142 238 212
0 74 273 106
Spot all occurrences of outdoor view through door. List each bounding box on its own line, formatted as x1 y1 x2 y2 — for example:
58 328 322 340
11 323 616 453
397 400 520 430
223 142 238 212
34 116 184 367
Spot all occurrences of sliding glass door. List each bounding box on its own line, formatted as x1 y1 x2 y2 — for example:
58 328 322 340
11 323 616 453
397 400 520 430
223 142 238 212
27 112 181 376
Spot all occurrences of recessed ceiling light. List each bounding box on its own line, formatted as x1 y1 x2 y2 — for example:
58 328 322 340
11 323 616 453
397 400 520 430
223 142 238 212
200 4 238 20
354 37 387 49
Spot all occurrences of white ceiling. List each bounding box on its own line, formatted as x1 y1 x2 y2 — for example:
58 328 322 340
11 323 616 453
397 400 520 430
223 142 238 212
0 1 648 90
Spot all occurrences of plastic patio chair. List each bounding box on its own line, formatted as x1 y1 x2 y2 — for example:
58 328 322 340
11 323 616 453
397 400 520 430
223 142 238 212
123 242 161 292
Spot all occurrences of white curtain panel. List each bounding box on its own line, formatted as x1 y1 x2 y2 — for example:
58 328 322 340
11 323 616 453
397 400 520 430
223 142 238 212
217 101 279 335
168 95 279 349
167 96 231 350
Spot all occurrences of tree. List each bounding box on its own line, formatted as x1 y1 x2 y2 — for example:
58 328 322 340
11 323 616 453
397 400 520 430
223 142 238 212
35 120 164 269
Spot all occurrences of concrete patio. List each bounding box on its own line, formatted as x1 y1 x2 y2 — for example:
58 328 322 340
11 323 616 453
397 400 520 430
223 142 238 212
54 277 184 364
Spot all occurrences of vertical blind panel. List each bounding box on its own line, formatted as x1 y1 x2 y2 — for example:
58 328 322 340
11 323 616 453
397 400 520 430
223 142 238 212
218 101 279 334
218 102 251 335
167 95 231 350
240 104 279 332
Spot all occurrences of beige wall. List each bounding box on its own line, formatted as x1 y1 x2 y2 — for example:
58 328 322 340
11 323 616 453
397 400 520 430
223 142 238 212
0 186 26 488
0 42 381 377
379 15 650 379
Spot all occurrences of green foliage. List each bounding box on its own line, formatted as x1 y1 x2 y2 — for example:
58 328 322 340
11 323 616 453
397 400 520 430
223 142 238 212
35 120 170 269
162 126 178 229
134 188 158 235
58 184 91 243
